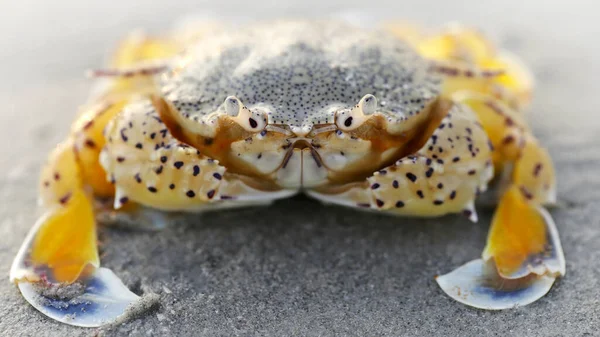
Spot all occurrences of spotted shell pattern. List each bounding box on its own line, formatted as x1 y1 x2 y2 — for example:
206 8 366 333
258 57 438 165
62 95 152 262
161 21 442 135
100 99 225 210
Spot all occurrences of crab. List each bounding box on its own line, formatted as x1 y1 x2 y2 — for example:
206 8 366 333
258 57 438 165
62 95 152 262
10 19 565 327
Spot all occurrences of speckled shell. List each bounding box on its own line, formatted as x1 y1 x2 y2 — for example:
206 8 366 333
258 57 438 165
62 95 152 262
160 20 442 135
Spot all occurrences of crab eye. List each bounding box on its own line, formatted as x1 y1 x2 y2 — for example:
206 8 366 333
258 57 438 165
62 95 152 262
248 117 258 129
235 108 266 132
343 117 353 127
336 109 360 131
336 94 378 131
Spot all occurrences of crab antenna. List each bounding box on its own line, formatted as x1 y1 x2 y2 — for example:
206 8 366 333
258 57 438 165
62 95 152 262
85 64 168 78
430 62 505 78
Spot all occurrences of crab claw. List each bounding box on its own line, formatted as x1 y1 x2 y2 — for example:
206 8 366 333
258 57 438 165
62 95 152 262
436 259 557 310
17 268 139 327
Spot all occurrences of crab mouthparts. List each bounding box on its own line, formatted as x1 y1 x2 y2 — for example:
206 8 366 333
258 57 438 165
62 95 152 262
276 138 327 188
283 139 323 166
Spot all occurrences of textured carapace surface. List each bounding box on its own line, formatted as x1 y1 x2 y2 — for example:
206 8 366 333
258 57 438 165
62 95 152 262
161 20 442 135
155 21 451 190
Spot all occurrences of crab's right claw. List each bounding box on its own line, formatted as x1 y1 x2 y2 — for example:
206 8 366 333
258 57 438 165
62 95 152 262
437 186 565 309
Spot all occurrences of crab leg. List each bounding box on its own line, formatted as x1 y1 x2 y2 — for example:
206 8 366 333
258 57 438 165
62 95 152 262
387 23 534 110
385 23 564 308
86 64 169 79
11 140 99 283
308 93 563 309
436 93 564 309
9 135 141 327
10 99 150 327
9 34 185 327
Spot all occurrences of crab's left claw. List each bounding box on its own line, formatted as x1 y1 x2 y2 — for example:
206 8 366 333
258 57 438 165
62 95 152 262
437 185 565 309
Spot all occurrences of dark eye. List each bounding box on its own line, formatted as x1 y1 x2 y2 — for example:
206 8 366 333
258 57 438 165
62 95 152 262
344 117 353 127
248 118 258 128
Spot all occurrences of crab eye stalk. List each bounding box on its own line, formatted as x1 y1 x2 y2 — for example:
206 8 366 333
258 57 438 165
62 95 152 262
224 96 241 117
335 94 378 131
361 94 378 115
221 96 267 132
